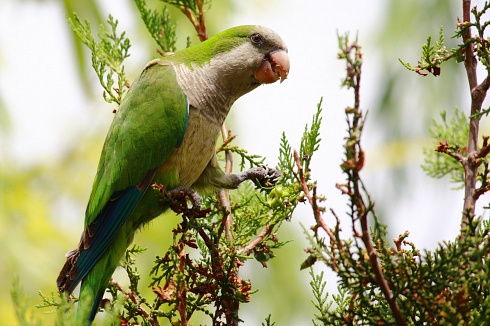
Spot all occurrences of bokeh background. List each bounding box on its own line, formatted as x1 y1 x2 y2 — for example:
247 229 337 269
1 0 487 325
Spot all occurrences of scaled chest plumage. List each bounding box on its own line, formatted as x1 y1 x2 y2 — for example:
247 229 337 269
153 59 236 187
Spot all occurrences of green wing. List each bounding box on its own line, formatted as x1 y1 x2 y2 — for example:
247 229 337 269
62 61 187 293
87 61 188 224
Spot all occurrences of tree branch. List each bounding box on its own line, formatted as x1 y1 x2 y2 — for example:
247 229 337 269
436 140 465 163
180 2 207 42
462 0 483 224
239 225 273 255
217 123 234 243
293 150 337 244
356 189 406 326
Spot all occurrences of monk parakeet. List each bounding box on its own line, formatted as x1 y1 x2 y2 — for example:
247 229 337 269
57 25 289 324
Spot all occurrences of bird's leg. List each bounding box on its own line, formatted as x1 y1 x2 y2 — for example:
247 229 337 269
168 186 202 211
234 165 282 189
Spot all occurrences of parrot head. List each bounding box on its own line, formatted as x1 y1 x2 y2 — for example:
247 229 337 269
171 25 290 95
246 27 290 84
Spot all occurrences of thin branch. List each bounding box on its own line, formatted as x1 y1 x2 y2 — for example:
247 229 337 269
435 141 466 163
179 3 207 42
355 193 406 325
293 150 337 244
462 0 483 223
474 183 490 200
217 123 234 243
339 36 406 325
462 0 477 90
471 135 490 161
239 225 273 255
196 0 208 41
175 241 188 326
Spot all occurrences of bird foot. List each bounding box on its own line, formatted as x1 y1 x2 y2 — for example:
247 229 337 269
153 184 209 218
168 186 202 211
241 165 282 188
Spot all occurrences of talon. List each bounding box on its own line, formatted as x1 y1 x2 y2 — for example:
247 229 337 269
262 165 269 176
256 166 282 187
168 186 202 211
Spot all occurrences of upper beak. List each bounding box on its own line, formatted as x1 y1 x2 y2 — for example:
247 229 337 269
254 50 290 84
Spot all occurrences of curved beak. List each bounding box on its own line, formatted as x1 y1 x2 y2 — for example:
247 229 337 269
254 50 290 84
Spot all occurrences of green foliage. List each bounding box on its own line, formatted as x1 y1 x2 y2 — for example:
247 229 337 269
309 269 353 326
399 2 490 77
399 26 450 76
300 99 323 172
131 147 302 324
308 215 490 324
454 2 490 69
37 291 81 326
217 139 266 171
279 99 323 188
422 109 468 186
68 13 131 105
11 278 42 326
309 270 331 326
303 2 490 324
134 0 177 53
261 314 275 326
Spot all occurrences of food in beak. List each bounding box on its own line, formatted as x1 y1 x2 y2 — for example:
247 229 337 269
254 50 290 84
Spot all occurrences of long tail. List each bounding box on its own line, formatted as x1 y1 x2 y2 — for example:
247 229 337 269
75 255 119 325
58 228 132 325
74 283 105 325
57 177 156 324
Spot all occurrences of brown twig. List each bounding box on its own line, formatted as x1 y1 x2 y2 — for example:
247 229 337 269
472 135 490 160
340 38 407 325
175 241 188 326
474 183 490 201
218 123 234 243
196 0 208 41
293 150 337 244
461 0 490 225
239 225 273 255
180 1 208 42
435 141 465 163
355 184 406 326
344 122 406 324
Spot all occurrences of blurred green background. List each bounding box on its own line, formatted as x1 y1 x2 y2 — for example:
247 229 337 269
0 0 473 325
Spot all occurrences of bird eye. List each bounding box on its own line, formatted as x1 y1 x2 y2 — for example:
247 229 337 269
250 33 263 45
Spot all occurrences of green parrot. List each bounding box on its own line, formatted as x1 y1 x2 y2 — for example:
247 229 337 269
56 25 289 324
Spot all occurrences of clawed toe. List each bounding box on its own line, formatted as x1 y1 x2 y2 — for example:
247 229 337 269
153 184 203 214
253 165 282 188
168 186 202 211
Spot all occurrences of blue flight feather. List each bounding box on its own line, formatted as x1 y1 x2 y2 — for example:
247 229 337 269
67 186 145 293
